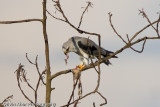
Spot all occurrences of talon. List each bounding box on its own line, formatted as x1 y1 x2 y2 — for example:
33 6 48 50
78 65 85 71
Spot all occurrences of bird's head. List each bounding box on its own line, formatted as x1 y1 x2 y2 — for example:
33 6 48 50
62 41 71 55
62 46 70 55
62 42 70 64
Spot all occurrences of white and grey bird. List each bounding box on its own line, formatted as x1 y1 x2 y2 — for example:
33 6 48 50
62 36 117 68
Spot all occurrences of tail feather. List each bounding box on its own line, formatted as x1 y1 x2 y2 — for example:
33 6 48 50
102 50 118 65
104 60 112 65
104 50 118 58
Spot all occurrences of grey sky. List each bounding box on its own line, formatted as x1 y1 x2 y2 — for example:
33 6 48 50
0 0 160 107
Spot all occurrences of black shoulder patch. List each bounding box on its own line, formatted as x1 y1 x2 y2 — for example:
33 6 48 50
78 41 97 55
77 41 88 50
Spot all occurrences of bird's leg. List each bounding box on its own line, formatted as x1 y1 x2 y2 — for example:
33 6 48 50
78 65 85 71
78 57 89 70
78 56 85 71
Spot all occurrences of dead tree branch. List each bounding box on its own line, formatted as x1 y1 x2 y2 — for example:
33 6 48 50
129 20 160 42
78 1 93 28
66 72 80 107
93 102 96 107
47 1 104 106
97 91 107 106
47 3 160 106
26 53 46 85
15 55 46 107
108 12 160 53
26 53 47 106
46 10 66 22
61 57 103 107
0 95 13 107
48 1 105 106
15 64 35 104
50 14 160 80
1 95 13 104
139 9 160 37
47 0 100 37
0 19 42 24
50 35 160 82
22 71 36 92
60 36 159 107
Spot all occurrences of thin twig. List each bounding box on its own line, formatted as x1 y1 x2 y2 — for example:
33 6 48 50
22 71 36 92
139 9 160 37
130 16 160 42
35 55 46 85
2 95 13 104
50 1 103 105
108 12 127 43
108 12 153 53
26 53 46 106
46 10 66 22
156 14 160 37
86 36 99 73
90 57 99 73
131 39 146 53
61 91 95 107
15 64 35 104
26 53 36 65
73 100 79 107
78 1 93 28
47 1 159 106
97 91 107 106
54 0 69 22
126 34 130 42
49 0 101 36
26 53 46 85
66 76 79 107
93 102 96 107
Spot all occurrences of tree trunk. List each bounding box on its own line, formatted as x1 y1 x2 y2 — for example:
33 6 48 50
42 0 51 106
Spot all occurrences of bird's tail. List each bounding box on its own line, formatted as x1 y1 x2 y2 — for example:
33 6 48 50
102 50 118 65
104 50 118 58
104 60 112 65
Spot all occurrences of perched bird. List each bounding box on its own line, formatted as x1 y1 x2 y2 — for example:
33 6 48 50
62 36 117 70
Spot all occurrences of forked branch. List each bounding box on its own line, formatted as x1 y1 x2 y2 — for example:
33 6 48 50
50 6 160 92
139 9 160 37
108 12 159 53
15 64 35 104
15 55 46 107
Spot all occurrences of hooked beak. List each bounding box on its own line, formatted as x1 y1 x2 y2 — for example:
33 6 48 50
64 50 67 55
63 47 69 55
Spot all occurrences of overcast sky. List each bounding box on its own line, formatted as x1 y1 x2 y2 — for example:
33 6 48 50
0 0 160 107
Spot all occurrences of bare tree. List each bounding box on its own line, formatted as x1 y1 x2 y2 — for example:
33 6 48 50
0 0 159 107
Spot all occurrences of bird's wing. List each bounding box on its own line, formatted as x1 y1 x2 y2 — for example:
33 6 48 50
77 37 101 57
76 37 116 57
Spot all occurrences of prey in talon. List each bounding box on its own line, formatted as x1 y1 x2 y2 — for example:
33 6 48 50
62 36 118 68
